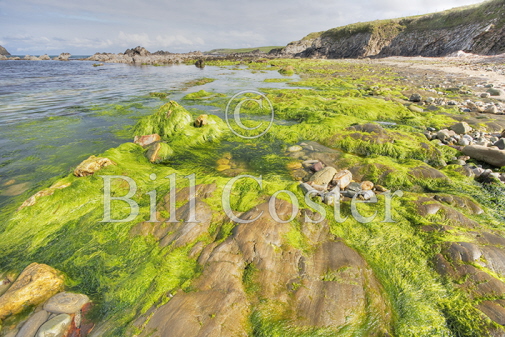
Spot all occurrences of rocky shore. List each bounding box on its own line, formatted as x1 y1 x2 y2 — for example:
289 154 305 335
3 49 505 336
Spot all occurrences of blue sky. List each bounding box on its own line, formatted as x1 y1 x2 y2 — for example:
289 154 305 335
0 0 486 55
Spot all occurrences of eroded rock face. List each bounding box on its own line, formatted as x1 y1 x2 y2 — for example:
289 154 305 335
73 156 115 177
137 200 392 336
0 263 64 319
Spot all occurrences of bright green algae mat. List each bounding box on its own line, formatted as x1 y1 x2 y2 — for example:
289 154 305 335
1 59 505 336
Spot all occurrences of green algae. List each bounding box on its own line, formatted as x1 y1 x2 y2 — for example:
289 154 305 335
1 58 504 336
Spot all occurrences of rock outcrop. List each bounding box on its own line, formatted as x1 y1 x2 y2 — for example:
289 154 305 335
135 198 392 336
86 47 203 65
274 0 505 58
0 45 10 56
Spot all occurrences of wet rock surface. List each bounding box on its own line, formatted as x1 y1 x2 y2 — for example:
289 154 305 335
136 200 392 336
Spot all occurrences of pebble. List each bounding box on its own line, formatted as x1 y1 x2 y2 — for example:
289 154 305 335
36 314 72 337
288 145 303 152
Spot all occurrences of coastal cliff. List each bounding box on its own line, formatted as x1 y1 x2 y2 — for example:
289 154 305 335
0 46 10 56
274 0 505 58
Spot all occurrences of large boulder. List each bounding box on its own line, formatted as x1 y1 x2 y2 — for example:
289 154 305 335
462 145 505 167
0 263 64 319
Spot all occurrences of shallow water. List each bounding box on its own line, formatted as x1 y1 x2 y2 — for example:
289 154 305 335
0 60 299 208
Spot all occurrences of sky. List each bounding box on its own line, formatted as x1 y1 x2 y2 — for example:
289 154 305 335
0 0 487 55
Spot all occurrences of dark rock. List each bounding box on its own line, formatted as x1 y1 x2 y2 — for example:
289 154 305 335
195 59 205 68
0 45 10 56
494 138 505 150
409 93 422 102
124 46 150 57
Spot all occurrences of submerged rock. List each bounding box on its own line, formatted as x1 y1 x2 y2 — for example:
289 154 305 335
0 263 64 319
73 156 115 177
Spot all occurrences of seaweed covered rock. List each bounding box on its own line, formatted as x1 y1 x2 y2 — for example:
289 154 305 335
136 200 392 336
133 134 161 147
73 156 115 177
145 141 173 163
0 263 64 320
132 101 192 139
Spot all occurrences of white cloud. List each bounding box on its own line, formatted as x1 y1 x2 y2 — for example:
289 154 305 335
0 0 488 54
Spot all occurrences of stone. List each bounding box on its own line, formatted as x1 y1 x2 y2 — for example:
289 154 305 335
194 114 208 127
309 166 337 186
44 292 90 314
360 181 374 191
409 93 422 102
485 105 498 114
16 310 50 337
437 130 450 141
286 162 302 170
426 97 435 104
216 164 231 172
450 122 472 135
462 145 505 167
288 145 303 152
194 59 205 68
36 314 72 337
332 169 352 189
487 88 502 96
73 156 115 177
467 102 484 113
494 138 505 150
0 263 64 319
133 134 161 147
311 162 324 172
481 92 491 98
374 185 388 192
408 105 424 113
447 100 458 106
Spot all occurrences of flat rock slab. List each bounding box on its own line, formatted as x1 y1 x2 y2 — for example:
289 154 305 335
17 310 49 337
36 314 72 337
462 145 505 167
44 292 90 314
